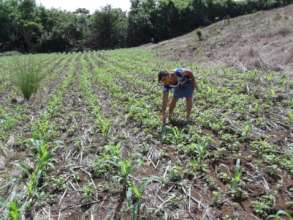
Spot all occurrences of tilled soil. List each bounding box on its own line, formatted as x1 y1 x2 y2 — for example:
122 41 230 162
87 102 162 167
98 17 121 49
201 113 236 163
0 55 74 203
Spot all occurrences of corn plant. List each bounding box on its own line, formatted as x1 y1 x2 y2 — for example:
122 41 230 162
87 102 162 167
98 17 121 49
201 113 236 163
27 142 52 197
119 160 132 183
127 177 161 220
80 57 111 136
12 55 44 100
229 159 246 201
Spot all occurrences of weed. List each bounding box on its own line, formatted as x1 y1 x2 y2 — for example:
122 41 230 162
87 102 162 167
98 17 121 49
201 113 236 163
93 144 121 177
251 140 274 156
168 165 183 182
82 184 95 201
12 55 44 100
252 194 275 218
212 191 224 207
217 171 231 184
288 110 293 124
8 201 21 220
267 210 293 220
196 29 203 41
241 121 252 140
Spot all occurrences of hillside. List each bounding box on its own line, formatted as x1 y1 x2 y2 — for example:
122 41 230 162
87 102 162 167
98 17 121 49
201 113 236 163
147 4 293 76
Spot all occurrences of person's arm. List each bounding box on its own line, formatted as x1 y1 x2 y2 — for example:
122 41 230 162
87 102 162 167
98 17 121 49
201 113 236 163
162 90 169 123
184 71 197 90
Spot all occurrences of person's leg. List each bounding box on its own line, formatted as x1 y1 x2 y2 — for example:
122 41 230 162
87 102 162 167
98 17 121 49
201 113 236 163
186 96 193 121
169 97 178 120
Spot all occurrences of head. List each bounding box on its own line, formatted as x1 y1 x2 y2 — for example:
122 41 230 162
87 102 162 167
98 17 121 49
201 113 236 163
158 71 171 85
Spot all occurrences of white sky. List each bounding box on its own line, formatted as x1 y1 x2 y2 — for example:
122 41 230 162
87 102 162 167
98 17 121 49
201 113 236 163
36 0 131 13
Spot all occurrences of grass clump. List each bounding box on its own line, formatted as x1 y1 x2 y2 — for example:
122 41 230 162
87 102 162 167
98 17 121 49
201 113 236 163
12 55 44 100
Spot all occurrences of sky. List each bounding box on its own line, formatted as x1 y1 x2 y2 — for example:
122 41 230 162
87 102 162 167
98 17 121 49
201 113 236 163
36 0 131 13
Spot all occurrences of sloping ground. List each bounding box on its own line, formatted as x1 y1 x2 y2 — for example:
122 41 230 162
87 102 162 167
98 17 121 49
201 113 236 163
147 4 293 76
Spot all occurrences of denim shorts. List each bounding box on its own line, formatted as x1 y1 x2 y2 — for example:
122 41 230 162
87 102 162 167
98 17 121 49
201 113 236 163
173 82 193 99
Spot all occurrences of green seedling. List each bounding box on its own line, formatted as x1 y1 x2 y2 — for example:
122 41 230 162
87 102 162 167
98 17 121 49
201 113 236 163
83 184 95 201
8 201 21 220
168 165 183 182
127 177 161 220
229 159 247 201
93 144 121 176
252 194 275 218
288 110 293 124
267 210 293 220
212 191 224 207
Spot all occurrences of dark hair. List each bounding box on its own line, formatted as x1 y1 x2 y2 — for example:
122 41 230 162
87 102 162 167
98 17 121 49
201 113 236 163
158 71 169 82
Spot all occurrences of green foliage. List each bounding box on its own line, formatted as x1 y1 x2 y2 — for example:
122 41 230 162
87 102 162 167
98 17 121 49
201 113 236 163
80 57 111 136
82 184 95 201
119 160 132 180
126 177 161 220
267 210 293 220
211 191 224 207
229 159 247 202
8 201 21 220
1 0 291 52
288 110 293 124
252 194 275 218
27 142 52 197
196 29 203 41
12 55 44 100
168 165 183 182
93 144 121 176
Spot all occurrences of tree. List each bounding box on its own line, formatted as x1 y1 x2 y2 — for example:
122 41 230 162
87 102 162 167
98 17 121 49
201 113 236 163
89 5 127 49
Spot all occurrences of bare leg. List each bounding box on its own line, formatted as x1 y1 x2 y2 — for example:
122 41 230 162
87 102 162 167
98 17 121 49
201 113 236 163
186 97 193 121
169 97 178 120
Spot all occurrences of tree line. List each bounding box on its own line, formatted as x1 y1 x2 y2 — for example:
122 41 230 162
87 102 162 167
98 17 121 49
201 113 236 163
0 0 292 53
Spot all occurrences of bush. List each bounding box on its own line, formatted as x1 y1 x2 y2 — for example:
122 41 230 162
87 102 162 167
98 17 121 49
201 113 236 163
12 55 44 100
196 29 203 41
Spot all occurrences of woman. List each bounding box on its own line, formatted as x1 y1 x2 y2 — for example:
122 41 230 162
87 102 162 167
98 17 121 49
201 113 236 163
158 68 197 124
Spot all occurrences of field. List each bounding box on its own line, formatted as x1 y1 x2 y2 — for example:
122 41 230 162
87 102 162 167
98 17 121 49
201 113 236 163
0 49 292 219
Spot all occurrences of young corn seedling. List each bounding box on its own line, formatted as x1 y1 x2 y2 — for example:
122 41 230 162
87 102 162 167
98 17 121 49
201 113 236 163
27 142 52 197
230 159 246 202
113 160 133 220
127 177 161 220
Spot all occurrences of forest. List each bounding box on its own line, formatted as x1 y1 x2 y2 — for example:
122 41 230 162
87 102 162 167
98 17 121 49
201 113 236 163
1 0 292 53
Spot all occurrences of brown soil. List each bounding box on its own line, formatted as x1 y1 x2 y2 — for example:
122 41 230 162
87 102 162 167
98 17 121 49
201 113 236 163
0 55 75 201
